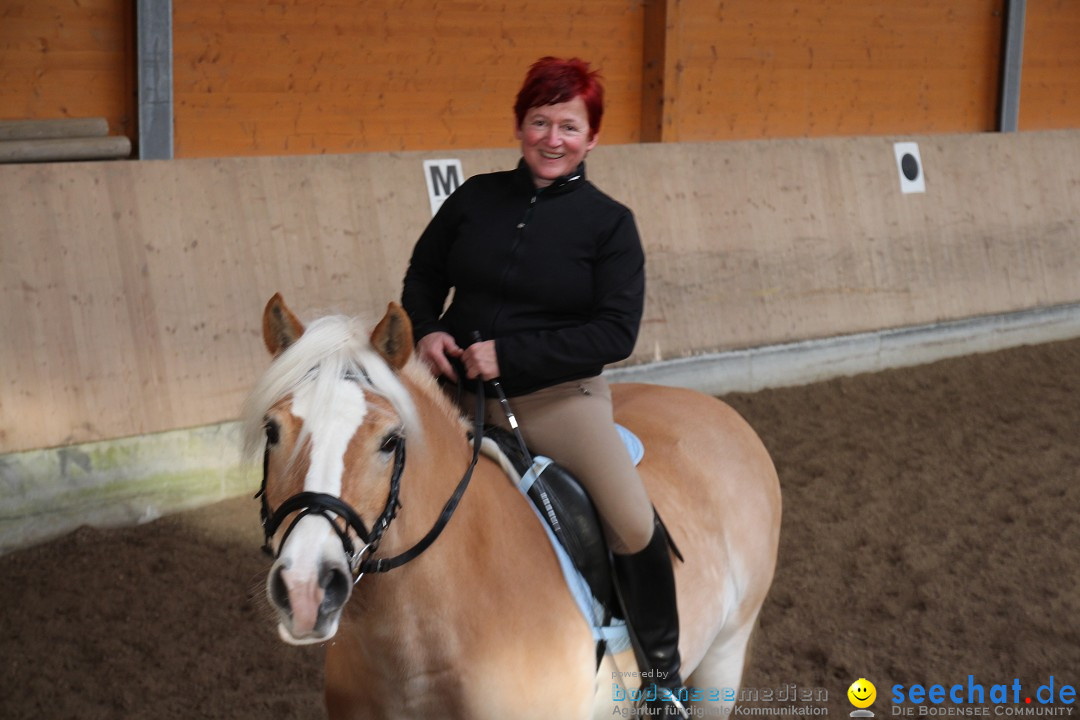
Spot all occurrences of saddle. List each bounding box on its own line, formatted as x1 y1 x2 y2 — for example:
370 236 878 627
483 426 623 619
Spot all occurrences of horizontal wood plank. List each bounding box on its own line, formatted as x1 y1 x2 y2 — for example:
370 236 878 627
2 132 1078 451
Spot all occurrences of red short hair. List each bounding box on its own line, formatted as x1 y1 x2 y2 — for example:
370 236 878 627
513 57 604 138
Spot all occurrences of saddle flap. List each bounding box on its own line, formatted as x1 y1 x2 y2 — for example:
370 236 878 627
525 460 619 617
483 426 619 617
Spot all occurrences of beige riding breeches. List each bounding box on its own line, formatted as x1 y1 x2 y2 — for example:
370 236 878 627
467 375 656 555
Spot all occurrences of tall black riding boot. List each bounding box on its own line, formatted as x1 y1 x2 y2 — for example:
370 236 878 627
612 519 690 719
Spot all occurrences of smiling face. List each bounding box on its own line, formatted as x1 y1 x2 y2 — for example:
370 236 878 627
848 678 877 708
515 95 598 188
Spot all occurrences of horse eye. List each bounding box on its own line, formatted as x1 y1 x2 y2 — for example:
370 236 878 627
380 432 401 453
264 420 281 447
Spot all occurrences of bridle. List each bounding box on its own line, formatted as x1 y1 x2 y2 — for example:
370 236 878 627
255 378 485 584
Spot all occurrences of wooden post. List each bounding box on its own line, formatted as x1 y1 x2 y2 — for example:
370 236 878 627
641 0 670 142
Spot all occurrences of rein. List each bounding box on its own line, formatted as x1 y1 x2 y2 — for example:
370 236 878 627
256 377 486 583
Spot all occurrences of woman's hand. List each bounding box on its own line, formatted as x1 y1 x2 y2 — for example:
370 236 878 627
462 340 500 381
415 331 463 381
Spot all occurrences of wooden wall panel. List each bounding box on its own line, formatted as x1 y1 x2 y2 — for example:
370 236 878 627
2 131 1079 452
0 0 134 138
1020 0 1080 129
172 0 644 158
0 149 510 452
589 133 1080 359
3 0 1077 158
658 0 1005 141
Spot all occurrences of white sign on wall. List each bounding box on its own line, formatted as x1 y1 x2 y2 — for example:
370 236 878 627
893 142 926 194
423 159 463 216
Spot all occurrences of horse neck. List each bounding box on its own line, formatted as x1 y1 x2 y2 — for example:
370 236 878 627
332 374 593 697
389 373 479 543
347 374 496 612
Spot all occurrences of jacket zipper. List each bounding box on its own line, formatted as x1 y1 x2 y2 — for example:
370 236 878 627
489 190 540 337
486 172 580 340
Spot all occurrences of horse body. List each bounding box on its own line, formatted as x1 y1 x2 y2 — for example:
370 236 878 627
247 296 780 719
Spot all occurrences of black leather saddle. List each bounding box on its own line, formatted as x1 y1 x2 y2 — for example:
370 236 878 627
484 426 621 619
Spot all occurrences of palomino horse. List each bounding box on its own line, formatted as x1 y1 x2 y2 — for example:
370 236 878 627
244 294 781 719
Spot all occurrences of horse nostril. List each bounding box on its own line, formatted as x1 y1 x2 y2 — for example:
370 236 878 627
269 565 291 614
320 564 350 612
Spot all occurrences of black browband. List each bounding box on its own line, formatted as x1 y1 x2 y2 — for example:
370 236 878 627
256 379 485 581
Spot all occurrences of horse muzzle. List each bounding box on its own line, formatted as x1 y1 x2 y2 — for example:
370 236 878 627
268 557 352 644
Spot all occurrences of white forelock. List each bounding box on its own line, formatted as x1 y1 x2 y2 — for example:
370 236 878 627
241 314 421 460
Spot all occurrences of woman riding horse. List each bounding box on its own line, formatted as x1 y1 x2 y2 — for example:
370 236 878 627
401 56 687 716
250 295 780 718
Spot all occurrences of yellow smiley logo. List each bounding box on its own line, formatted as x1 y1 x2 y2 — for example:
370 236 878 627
848 678 877 708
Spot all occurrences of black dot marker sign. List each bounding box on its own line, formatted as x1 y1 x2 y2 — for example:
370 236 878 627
893 142 926 194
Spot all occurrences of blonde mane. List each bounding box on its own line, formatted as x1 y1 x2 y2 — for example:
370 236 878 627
241 314 424 460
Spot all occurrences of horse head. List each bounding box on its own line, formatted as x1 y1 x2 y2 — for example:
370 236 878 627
244 294 419 645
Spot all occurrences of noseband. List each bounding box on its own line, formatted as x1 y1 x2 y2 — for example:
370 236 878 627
256 381 484 583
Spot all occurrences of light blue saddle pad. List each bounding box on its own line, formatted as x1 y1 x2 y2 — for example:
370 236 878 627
616 423 644 466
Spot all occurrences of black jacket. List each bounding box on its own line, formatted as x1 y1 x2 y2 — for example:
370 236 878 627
401 160 645 396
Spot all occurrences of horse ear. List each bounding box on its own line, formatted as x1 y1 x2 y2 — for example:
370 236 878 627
262 293 305 357
370 302 413 370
